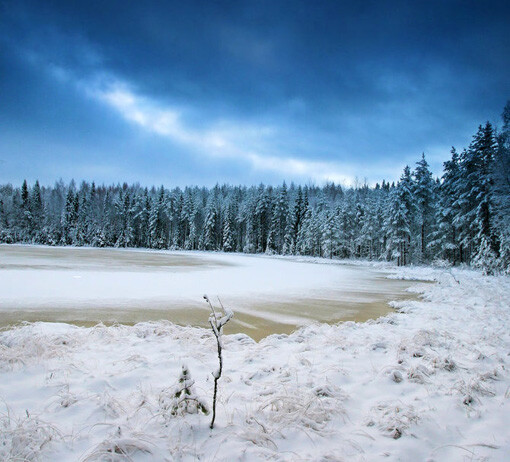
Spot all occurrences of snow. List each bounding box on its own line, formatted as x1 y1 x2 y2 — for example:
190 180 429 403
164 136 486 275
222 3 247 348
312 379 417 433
0 245 417 337
1 259 510 461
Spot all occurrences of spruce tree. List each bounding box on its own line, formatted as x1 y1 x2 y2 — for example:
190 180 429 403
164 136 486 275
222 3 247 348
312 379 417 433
431 148 461 264
492 103 510 271
385 166 416 265
222 203 235 252
413 154 437 261
456 123 497 265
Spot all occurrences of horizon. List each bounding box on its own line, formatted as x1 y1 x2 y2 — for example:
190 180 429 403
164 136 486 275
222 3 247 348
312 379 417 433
0 171 413 191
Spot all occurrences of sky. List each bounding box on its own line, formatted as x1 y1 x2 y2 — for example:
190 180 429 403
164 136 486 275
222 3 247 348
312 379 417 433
1 0 509 188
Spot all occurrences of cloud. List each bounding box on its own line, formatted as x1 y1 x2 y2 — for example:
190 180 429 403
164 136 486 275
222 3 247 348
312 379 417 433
5 0 506 187
89 79 360 185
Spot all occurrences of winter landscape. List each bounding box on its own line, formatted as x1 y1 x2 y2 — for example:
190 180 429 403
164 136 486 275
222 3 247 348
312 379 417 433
1 248 510 461
2 1 510 461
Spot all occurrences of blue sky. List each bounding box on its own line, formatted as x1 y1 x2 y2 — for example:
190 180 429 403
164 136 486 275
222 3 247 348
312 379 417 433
1 0 509 187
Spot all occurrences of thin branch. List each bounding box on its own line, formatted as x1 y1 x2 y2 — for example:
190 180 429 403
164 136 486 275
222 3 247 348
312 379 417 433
204 294 233 429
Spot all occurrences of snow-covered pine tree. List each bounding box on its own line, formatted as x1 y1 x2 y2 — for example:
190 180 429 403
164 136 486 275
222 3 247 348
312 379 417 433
149 186 169 249
240 189 257 253
222 202 235 252
61 187 76 245
182 187 198 250
113 189 134 247
132 188 151 248
74 187 89 246
412 154 437 262
285 186 303 254
20 179 32 241
321 207 340 258
171 192 185 249
385 166 416 265
254 185 271 253
282 209 295 255
455 123 497 268
168 365 208 417
296 189 313 255
268 182 289 254
337 192 356 258
29 180 44 240
430 148 461 264
493 102 510 272
358 191 377 259
202 194 218 251
0 195 8 242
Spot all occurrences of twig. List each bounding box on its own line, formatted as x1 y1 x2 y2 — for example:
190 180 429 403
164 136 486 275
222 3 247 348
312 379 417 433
203 294 233 429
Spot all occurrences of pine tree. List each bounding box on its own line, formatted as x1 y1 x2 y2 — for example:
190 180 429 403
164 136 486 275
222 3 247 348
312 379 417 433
283 186 304 254
491 103 510 271
254 185 271 253
266 202 278 254
61 188 76 244
29 180 44 238
149 186 168 249
113 190 134 247
358 192 378 259
296 190 312 255
430 148 461 264
268 183 289 254
202 197 218 251
413 154 437 262
165 365 208 417
75 191 88 246
321 208 340 258
239 190 257 253
385 166 416 265
455 123 497 266
182 188 198 250
20 179 32 240
173 192 185 248
337 193 356 258
135 188 151 248
222 203 235 252
0 198 8 242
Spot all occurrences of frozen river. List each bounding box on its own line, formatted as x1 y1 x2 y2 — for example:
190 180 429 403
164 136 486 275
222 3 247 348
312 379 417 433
0 245 419 340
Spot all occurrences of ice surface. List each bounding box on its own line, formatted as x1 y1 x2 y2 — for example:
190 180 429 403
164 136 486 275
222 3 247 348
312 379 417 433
0 245 418 339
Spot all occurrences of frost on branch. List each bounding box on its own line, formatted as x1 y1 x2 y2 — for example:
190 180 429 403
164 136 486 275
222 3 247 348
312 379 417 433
203 294 233 429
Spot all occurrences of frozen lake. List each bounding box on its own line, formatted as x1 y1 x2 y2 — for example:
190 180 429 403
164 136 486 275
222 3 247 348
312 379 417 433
0 245 418 340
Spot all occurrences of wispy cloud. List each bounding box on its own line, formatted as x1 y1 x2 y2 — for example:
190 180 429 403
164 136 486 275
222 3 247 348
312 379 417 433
88 79 359 185
14 35 366 185
15 37 429 186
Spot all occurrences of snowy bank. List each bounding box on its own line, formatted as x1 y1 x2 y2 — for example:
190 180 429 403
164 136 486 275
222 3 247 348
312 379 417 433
1 264 510 461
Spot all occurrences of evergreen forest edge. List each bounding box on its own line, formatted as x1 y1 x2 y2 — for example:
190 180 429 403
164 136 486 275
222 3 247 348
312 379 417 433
1 102 509 274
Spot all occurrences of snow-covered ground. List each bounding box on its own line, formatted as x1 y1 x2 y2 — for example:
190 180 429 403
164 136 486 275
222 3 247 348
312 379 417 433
0 245 416 339
1 257 509 461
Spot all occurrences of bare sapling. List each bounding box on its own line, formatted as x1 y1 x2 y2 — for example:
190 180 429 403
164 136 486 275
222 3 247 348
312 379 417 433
203 294 233 430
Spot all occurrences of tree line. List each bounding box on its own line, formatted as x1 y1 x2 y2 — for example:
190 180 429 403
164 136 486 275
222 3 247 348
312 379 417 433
1 103 509 273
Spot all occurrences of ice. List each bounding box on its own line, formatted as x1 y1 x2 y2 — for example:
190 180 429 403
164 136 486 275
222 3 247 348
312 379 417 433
0 245 418 339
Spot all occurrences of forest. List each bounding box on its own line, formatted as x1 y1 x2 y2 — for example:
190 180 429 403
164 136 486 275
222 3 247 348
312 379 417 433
1 103 509 273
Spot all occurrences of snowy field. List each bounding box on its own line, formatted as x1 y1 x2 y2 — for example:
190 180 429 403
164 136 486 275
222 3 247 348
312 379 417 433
0 245 416 340
1 249 510 460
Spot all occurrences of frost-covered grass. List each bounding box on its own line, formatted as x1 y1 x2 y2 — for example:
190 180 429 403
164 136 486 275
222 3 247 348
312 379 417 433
1 264 509 460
